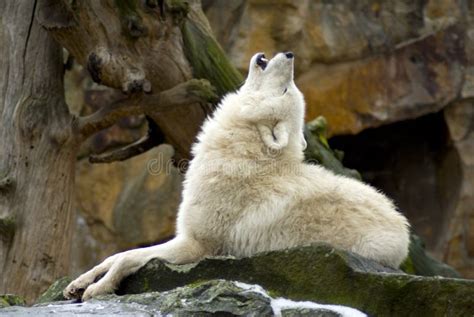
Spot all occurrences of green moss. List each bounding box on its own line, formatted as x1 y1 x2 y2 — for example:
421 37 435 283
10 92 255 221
0 294 26 308
185 279 208 289
141 277 150 292
181 19 243 97
400 256 416 274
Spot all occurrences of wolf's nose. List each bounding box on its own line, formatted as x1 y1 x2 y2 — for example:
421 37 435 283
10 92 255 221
285 52 294 59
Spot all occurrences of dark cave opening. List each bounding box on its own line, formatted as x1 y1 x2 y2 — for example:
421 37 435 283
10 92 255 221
329 111 462 251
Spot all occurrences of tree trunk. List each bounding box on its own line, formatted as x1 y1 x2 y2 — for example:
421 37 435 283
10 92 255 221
41 0 243 160
0 1 77 302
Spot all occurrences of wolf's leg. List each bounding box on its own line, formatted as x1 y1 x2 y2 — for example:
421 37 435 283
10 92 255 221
257 124 276 149
64 236 207 301
258 122 289 151
273 121 289 148
63 252 122 299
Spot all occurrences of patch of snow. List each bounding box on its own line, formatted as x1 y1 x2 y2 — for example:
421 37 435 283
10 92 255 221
234 281 272 299
233 281 367 317
271 298 367 317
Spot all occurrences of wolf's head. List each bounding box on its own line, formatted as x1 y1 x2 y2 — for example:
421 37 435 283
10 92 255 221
196 52 306 162
241 52 297 96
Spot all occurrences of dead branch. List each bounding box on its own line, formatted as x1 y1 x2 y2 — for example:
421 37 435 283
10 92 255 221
89 117 164 163
77 79 217 140
89 135 156 163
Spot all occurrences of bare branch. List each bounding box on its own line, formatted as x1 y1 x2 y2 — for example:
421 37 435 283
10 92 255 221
77 79 218 140
88 136 156 163
89 117 164 164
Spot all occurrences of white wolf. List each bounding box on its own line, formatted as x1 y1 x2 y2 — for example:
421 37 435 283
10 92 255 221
64 52 410 301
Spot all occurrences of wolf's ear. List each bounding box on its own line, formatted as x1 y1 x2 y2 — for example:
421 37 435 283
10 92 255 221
248 53 267 71
242 53 267 90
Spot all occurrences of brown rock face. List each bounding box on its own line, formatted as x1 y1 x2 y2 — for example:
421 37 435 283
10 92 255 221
443 100 474 278
204 0 467 135
298 28 463 135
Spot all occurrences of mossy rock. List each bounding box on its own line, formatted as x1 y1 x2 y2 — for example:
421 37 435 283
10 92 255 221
1 280 364 316
35 276 71 304
116 244 474 316
0 294 26 308
107 280 273 315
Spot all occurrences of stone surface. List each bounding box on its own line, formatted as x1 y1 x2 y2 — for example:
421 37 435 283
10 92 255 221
0 280 365 317
114 244 473 316
205 0 436 68
297 27 463 135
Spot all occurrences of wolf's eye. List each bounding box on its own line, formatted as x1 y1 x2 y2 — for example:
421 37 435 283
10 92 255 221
283 88 288 94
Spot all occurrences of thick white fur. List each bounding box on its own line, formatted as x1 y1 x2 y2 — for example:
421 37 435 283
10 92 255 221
65 53 410 301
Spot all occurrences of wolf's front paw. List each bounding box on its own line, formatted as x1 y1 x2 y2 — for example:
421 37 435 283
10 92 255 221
63 279 89 300
82 282 114 301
